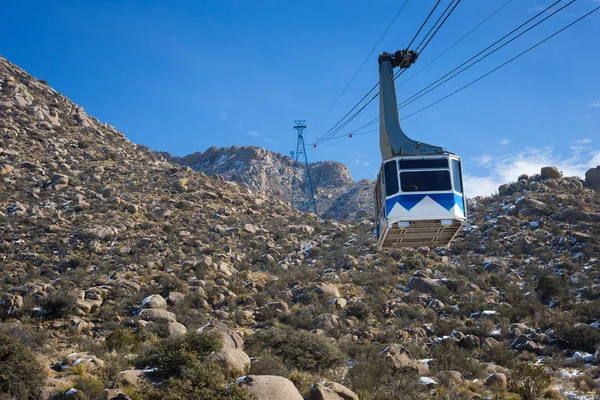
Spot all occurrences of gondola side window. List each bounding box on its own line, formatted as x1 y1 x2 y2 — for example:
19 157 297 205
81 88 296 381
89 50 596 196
400 170 452 192
451 159 463 193
384 161 399 196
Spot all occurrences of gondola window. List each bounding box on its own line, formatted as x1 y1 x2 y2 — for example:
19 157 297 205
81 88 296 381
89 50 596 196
400 170 451 192
384 160 399 196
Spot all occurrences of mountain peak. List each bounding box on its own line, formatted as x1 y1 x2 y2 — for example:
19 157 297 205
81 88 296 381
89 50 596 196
162 145 369 219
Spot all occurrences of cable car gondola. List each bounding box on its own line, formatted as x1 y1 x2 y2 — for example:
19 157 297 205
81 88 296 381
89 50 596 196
375 50 467 249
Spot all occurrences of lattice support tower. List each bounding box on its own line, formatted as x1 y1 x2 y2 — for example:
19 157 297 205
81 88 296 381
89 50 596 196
290 120 318 215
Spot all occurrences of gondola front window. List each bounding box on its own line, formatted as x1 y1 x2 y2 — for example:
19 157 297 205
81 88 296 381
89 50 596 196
384 160 399 196
400 170 452 192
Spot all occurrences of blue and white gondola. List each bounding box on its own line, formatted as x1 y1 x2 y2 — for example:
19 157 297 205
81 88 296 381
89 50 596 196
375 154 467 249
374 50 467 249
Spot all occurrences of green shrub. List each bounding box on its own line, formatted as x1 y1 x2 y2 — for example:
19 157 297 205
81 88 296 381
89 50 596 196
0 332 46 399
430 342 483 379
536 275 563 303
482 342 516 368
345 301 372 320
346 345 428 400
39 292 77 319
508 363 551 400
247 327 344 372
141 375 251 400
72 375 105 399
555 323 600 353
105 329 142 353
140 331 221 379
249 351 289 377
135 331 248 399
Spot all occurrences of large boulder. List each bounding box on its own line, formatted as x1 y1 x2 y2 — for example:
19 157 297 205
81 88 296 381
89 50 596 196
515 198 551 217
382 344 429 375
460 335 481 350
540 166 561 179
288 224 315 234
309 382 359 400
213 348 250 375
167 322 187 338
198 321 244 350
586 166 600 189
511 335 537 351
315 283 341 299
238 375 303 400
64 353 105 373
436 370 463 385
141 294 167 309
483 259 507 273
313 313 343 332
486 373 507 388
408 276 440 294
137 308 177 323
167 292 185 306
1 293 23 316
119 370 145 386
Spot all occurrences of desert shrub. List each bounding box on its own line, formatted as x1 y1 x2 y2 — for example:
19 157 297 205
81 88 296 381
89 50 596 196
536 275 563 303
139 331 221 379
71 375 105 399
482 342 516 367
249 350 289 377
246 327 345 372
135 331 249 399
554 323 600 353
507 363 551 400
105 329 142 353
141 375 251 400
346 345 428 400
0 323 47 350
78 139 92 149
0 332 46 400
39 292 77 319
152 272 186 295
345 301 372 320
571 300 600 323
429 342 483 379
279 307 320 330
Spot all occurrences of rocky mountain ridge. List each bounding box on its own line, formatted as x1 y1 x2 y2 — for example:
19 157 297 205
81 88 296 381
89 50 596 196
1 55 600 400
158 146 375 221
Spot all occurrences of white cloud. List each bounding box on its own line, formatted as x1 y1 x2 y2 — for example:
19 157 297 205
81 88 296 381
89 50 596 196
500 139 510 145
352 153 372 168
464 147 600 197
472 154 493 167
263 138 277 145
589 100 600 108
585 114 594 120
218 110 229 118
237 125 261 138
574 138 593 144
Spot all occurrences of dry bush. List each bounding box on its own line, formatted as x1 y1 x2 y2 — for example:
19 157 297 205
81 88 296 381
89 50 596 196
507 363 551 400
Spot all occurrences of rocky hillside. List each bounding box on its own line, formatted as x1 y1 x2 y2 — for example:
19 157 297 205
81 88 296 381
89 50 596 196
1 55 600 400
159 146 375 221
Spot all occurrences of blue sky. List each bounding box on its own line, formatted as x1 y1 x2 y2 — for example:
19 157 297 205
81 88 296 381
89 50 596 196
1 0 599 196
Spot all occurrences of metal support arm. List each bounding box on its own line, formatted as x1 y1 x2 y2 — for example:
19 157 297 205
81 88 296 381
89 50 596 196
379 50 444 159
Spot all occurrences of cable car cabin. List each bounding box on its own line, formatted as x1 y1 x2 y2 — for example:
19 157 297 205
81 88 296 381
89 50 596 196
375 154 467 249
372 50 467 250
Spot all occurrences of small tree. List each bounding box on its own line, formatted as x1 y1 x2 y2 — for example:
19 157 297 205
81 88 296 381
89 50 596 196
0 332 46 399
508 363 551 400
